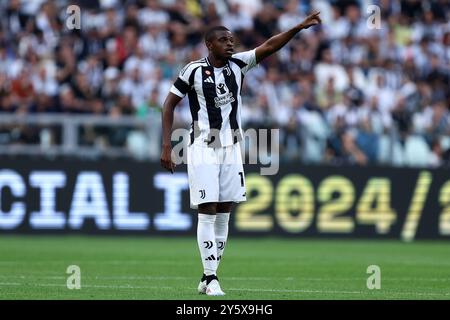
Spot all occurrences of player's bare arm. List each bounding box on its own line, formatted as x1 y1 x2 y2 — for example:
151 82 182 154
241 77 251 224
255 11 322 63
160 92 182 173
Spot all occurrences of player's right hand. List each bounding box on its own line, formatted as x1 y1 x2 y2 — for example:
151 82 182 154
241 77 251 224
160 145 176 173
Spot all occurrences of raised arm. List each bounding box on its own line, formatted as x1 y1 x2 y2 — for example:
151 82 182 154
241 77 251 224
160 92 182 173
255 11 321 64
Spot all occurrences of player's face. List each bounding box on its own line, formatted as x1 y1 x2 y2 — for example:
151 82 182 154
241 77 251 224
209 31 234 59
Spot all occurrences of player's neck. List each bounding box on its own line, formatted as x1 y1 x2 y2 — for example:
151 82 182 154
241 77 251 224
207 54 227 68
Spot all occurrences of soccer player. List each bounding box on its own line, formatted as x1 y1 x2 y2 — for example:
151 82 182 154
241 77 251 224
161 11 321 296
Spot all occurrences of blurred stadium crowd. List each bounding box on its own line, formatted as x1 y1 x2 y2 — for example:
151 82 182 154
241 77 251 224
0 0 449 166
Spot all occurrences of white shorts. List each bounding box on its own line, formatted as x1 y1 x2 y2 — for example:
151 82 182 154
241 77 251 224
187 142 247 209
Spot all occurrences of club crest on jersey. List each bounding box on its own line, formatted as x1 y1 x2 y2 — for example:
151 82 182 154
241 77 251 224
224 65 231 76
214 83 235 108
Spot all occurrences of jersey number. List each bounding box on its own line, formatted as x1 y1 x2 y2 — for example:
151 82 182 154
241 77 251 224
238 172 244 187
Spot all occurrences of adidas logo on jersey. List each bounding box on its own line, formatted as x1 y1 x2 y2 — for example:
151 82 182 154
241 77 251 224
204 76 214 83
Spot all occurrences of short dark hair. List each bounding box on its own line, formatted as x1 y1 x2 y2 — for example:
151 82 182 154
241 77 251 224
204 26 230 43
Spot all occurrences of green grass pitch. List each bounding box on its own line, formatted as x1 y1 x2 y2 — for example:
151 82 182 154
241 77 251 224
0 236 449 300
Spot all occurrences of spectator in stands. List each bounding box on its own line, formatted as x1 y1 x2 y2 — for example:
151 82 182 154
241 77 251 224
0 0 448 167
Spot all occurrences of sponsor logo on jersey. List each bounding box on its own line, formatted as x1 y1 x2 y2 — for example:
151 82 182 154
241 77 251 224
214 83 235 108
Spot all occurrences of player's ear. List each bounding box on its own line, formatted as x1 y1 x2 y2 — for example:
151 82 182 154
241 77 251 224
205 40 213 51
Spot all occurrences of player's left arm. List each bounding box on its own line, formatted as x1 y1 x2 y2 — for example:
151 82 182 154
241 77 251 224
255 11 321 64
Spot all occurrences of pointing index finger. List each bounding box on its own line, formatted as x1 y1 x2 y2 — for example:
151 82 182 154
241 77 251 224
310 11 321 24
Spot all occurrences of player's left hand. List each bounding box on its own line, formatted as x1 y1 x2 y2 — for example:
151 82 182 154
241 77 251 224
299 11 322 29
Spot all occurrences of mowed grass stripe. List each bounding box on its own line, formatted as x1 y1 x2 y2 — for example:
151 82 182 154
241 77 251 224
0 236 449 299
1 282 449 299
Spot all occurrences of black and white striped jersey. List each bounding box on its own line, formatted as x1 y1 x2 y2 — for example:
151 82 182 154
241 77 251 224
170 49 257 147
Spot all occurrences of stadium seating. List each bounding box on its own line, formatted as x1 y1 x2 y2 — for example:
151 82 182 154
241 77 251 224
0 0 449 167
